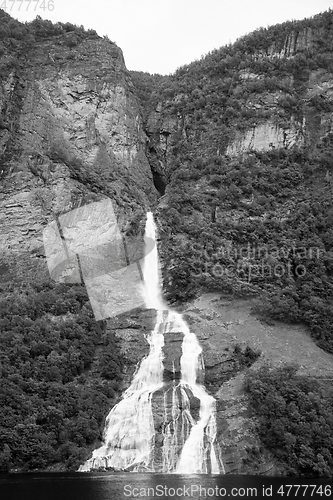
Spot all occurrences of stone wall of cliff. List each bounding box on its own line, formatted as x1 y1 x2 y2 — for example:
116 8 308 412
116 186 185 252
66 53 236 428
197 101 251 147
0 29 157 285
136 13 333 171
142 68 333 165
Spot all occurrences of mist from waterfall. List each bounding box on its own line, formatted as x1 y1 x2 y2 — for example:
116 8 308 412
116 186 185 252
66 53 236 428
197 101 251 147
79 211 223 473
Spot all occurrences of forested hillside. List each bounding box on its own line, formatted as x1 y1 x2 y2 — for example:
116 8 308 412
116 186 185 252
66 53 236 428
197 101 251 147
131 11 333 476
132 9 333 356
245 365 333 476
0 281 123 471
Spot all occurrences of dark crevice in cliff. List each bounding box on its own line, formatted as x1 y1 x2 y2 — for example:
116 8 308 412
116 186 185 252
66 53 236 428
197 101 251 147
144 139 168 197
152 169 166 196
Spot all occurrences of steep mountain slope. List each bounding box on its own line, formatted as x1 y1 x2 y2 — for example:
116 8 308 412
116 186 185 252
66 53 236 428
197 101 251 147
130 9 333 476
1 8 333 476
132 9 333 356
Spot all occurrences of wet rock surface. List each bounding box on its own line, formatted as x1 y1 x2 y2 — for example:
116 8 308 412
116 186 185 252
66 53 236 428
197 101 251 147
107 308 156 385
162 331 183 381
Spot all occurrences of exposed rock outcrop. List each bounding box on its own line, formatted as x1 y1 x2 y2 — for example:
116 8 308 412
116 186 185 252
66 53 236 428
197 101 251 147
226 118 304 155
257 27 320 59
225 66 333 155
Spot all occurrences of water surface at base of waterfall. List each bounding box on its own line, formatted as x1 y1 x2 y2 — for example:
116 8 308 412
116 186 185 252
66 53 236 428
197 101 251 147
5 473 322 500
79 212 224 473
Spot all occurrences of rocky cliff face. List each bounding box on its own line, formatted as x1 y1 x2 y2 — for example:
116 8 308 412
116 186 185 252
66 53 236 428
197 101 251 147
0 31 157 285
143 69 333 161
138 18 333 167
226 68 333 155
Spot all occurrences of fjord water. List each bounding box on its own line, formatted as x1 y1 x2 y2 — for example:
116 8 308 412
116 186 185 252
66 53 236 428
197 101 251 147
79 212 223 473
2 474 331 500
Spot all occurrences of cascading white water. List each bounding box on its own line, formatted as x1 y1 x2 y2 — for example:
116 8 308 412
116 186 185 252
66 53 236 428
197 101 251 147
78 309 165 471
142 213 164 310
79 211 223 473
176 322 223 474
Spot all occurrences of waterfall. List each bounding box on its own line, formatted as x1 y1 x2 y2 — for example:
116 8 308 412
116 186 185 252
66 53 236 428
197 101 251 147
176 323 222 474
79 211 223 473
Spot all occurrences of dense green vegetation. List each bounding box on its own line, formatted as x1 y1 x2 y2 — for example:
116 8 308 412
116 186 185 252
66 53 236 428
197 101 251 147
245 365 333 476
130 71 170 120
156 146 333 354
0 281 123 471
